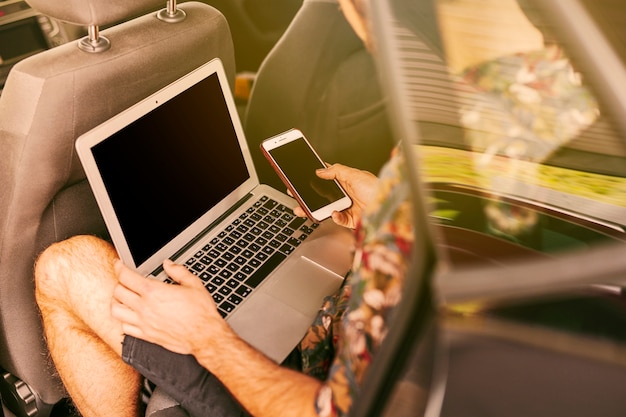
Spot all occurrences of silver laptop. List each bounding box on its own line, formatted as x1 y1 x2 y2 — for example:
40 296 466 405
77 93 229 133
75 58 354 363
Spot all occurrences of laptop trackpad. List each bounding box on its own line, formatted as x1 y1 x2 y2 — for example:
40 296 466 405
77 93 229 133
263 255 344 315
226 257 344 363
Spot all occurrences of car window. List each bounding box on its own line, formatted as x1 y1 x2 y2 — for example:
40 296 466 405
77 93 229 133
371 0 626 305
426 0 625 269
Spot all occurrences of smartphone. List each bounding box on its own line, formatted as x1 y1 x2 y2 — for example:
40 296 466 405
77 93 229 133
261 129 352 222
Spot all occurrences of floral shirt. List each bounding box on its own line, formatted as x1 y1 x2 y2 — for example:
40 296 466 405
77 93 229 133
456 45 599 240
298 45 599 417
297 148 415 417
457 45 598 165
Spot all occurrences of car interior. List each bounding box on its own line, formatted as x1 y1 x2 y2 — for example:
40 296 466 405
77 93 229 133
0 1 235 415
0 0 394 415
361 1 626 417
0 0 236 415
1 0 626 416
196 0 304 73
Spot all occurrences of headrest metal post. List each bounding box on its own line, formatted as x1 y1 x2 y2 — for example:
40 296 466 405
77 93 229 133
78 24 111 53
157 0 186 23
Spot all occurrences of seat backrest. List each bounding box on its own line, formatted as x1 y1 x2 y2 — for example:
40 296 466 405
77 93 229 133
243 0 396 190
0 1 234 415
197 0 303 72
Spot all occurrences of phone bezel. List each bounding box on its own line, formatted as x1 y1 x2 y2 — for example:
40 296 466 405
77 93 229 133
261 129 352 222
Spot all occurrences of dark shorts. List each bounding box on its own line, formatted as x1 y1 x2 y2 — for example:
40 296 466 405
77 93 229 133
122 335 248 417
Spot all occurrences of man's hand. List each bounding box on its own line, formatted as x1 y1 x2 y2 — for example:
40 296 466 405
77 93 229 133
111 259 228 355
293 163 378 229
112 259 322 417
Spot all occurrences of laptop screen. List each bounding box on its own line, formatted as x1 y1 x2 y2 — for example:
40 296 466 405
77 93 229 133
91 72 249 265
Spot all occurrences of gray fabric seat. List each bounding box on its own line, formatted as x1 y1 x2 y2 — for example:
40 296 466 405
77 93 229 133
0 1 234 415
195 0 303 72
146 388 189 417
244 0 396 191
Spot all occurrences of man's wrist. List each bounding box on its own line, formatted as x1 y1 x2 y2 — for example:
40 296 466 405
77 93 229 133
190 316 239 365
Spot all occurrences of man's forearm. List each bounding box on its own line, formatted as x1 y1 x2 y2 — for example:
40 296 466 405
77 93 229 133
113 260 323 416
193 321 322 417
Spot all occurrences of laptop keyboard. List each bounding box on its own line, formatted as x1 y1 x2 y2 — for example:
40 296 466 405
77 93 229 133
174 195 318 318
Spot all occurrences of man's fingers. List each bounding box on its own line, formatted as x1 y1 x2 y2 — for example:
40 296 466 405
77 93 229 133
331 211 352 228
120 322 144 339
293 206 306 218
315 163 342 180
112 281 142 308
163 259 203 288
111 298 139 324
114 260 149 295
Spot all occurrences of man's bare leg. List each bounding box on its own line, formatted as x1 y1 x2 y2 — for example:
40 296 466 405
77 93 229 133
35 235 142 416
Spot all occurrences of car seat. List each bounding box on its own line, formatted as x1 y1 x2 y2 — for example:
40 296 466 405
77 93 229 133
0 0 235 415
194 0 303 72
243 0 397 191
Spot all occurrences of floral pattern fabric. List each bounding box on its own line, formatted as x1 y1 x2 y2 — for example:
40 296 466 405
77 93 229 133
456 45 599 240
297 148 415 417
457 45 599 164
298 45 599 417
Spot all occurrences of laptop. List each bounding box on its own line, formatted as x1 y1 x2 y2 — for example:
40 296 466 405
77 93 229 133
75 58 355 363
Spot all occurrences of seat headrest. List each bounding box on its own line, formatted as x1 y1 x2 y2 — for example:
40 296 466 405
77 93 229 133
25 0 164 26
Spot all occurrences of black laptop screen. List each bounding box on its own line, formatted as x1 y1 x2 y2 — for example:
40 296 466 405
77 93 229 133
92 72 249 265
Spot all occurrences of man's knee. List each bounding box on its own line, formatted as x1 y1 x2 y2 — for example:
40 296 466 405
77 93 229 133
35 235 115 300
